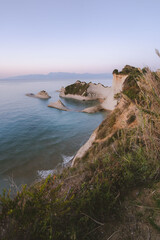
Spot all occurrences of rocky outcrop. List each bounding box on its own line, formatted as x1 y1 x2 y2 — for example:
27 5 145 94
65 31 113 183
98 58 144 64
82 105 104 113
48 100 69 111
35 90 51 99
60 81 111 101
59 72 128 112
48 101 105 113
26 90 51 99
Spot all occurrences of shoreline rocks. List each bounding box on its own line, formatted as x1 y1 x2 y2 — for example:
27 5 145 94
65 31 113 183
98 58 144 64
48 100 70 111
82 105 105 113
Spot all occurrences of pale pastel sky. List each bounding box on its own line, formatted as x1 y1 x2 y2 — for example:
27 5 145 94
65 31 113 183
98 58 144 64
0 0 160 77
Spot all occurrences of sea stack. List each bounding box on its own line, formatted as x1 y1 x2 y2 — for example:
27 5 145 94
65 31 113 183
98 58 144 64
26 90 51 99
48 100 69 111
35 90 51 99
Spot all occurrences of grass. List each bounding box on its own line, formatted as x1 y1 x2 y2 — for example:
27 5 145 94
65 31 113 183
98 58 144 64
96 108 121 140
127 114 136 125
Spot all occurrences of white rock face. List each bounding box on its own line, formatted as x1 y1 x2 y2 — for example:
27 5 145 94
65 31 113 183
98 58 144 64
101 74 128 110
112 74 127 94
59 73 128 111
71 129 98 166
87 83 111 99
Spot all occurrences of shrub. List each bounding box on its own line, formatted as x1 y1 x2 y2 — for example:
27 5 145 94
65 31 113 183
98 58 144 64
65 82 89 96
112 69 119 74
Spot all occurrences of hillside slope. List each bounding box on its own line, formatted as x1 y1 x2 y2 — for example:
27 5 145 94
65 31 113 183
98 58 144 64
0 66 160 240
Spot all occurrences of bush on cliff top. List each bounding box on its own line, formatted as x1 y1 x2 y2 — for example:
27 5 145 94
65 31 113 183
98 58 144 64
113 65 141 75
121 66 142 101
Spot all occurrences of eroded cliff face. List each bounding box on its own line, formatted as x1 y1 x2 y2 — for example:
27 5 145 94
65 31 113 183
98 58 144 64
112 73 128 94
72 66 143 165
72 94 138 166
101 73 128 110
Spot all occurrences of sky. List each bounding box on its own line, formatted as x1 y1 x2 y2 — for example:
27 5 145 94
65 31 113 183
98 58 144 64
0 0 160 78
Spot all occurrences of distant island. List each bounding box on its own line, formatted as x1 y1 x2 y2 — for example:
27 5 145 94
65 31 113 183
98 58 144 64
1 72 112 81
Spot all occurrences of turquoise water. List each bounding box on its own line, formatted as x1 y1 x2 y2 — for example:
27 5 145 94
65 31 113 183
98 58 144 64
0 78 111 192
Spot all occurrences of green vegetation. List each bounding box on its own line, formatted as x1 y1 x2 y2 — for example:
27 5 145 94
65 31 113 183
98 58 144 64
1 65 160 239
127 114 136 125
113 65 141 76
112 65 143 101
122 67 142 101
64 81 89 96
112 69 118 74
96 108 121 140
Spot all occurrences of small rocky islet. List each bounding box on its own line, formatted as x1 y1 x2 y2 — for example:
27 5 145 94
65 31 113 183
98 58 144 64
26 90 51 99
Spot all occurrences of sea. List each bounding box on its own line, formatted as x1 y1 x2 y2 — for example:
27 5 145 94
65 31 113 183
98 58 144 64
0 78 112 193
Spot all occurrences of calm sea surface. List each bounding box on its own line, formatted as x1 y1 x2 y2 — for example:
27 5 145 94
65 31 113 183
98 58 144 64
0 78 112 193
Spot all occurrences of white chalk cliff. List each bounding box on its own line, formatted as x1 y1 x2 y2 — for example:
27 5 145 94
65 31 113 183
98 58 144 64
59 73 128 111
101 74 128 110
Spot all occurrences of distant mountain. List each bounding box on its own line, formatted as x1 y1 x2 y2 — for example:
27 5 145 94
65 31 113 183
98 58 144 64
2 72 112 81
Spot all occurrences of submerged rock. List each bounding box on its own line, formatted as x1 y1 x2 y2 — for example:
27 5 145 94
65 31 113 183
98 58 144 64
26 93 35 97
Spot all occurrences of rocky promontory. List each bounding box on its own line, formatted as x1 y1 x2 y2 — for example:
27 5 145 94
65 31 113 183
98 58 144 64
59 80 110 102
59 67 129 112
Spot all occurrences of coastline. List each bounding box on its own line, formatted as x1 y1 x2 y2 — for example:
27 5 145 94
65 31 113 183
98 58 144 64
2 66 160 239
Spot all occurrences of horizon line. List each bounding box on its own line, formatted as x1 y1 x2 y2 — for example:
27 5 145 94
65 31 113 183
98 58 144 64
1 71 112 80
